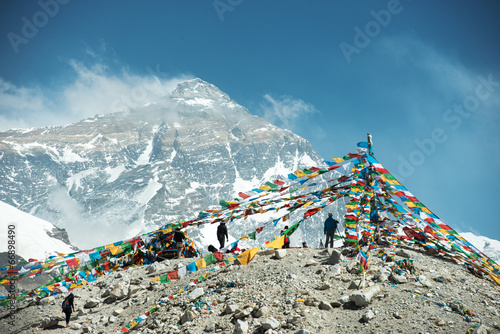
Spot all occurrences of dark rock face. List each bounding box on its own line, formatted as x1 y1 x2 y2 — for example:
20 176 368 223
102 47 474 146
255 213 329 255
0 79 324 248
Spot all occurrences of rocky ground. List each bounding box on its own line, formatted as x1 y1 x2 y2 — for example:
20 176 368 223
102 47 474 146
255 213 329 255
1 244 500 334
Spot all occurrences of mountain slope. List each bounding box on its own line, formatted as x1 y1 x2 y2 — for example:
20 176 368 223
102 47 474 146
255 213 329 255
0 78 324 249
0 201 75 260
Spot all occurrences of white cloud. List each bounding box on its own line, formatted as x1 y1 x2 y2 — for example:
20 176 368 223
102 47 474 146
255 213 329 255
260 94 317 130
0 60 193 132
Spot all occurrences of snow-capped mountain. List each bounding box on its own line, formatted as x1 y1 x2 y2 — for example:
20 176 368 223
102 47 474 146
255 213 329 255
0 78 324 250
0 201 75 260
460 232 500 264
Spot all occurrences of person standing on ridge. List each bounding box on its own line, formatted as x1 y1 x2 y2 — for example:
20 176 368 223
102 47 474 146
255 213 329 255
217 222 229 250
281 225 290 248
173 228 186 259
61 292 75 327
324 213 339 248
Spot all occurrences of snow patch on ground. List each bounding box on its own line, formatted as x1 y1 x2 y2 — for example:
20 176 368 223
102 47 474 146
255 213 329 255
105 165 126 183
135 178 162 204
66 168 98 191
60 147 88 163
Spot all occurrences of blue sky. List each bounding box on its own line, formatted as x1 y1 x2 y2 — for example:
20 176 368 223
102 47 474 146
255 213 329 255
1 1 499 240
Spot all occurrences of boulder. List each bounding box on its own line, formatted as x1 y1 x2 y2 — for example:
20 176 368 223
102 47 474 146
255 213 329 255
349 285 381 307
396 249 411 258
110 281 130 299
327 264 342 277
327 249 343 265
41 316 59 329
275 249 287 259
84 298 100 309
233 319 249 334
188 287 205 300
318 301 332 311
362 310 375 322
225 303 238 314
262 317 280 330
304 259 319 267
180 310 197 324
254 305 269 318
316 283 331 290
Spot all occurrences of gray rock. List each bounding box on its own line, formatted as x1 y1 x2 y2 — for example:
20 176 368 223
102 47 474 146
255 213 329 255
108 315 116 324
348 279 362 290
71 323 82 329
225 303 238 314
180 310 197 324
418 274 433 287
296 330 310 334
349 285 381 307
110 281 130 299
188 287 205 300
316 283 331 290
327 249 343 265
304 298 318 306
391 274 408 284
362 310 375 322
233 319 249 334
305 259 319 267
113 308 124 316
396 249 412 258
234 309 250 319
254 305 269 318
275 249 287 259
41 317 59 329
262 317 280 330
328 264 342 277
84 298 100 309
205 321 216 332
318 301 332 311
38 296 55 305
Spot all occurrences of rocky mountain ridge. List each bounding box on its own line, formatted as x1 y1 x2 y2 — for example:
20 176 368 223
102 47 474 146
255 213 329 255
1 245 499 334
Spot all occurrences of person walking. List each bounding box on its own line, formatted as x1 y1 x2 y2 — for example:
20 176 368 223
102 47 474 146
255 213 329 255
61 292 75 327
324 213 339 248
173 228 186 259
217 222 229 250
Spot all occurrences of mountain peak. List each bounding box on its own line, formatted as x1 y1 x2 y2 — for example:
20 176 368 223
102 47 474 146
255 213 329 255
171 78 231 103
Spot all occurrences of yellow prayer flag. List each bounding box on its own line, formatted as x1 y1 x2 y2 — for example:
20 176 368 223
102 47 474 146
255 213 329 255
259 185 271 191
294 170 306 177
195 258 206 269
236 247 261 265
239 235 249 241
332 158 344 163
265 235 285 249
161 228 173 234
106 244 120 255
303 201 314 208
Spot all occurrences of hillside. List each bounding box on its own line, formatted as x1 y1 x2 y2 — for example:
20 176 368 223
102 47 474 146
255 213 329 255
0 201 75 260
1 245 499 334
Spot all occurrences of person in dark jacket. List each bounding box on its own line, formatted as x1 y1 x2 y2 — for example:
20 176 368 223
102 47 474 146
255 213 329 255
61 292 75 327
217 222 229 249
324 213 339 248
173 228 186 259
